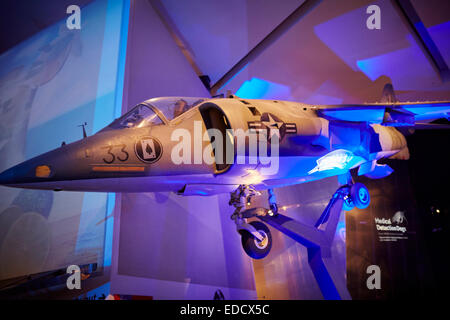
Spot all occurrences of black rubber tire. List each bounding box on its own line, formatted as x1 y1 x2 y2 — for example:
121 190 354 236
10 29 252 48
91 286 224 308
351 183 370 209
241 221 272 259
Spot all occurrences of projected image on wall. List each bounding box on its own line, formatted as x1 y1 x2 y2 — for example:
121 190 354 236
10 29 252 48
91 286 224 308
0 0 124 280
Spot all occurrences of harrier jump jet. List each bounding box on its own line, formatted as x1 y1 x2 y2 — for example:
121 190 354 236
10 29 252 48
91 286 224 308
1 84 449 258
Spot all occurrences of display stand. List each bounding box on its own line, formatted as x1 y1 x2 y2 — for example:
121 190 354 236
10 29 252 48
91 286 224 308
257 187 351 300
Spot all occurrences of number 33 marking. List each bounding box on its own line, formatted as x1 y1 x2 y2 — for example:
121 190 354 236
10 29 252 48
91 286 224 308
102 144 129 163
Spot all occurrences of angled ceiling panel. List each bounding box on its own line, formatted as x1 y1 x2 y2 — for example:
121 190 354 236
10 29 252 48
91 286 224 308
159 0 304 85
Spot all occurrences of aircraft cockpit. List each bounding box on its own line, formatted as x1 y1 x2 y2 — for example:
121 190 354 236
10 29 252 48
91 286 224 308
147 97 207 121
105 97 207 130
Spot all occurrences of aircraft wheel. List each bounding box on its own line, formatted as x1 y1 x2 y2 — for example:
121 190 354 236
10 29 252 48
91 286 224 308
342 195 355 211
241 221 272 260
351 183 370 209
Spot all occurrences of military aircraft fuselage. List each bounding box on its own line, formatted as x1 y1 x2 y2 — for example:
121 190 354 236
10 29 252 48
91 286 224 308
0 97 410 195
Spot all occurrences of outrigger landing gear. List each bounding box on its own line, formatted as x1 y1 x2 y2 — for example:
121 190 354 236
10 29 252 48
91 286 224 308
267 188 278 216
341 183 371 211
337 172 370 211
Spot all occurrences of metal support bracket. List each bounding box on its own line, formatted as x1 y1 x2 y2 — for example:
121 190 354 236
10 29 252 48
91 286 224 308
257 186 351 300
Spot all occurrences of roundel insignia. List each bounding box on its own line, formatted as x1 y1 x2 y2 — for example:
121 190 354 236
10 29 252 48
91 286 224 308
247 112 297 142
134 136 163 164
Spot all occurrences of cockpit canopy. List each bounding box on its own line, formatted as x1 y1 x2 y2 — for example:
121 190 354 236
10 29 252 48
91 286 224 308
113 104 162 129
106 97 207 130
149 97 206 121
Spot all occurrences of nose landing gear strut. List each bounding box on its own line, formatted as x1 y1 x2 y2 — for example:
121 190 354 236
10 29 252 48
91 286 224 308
229 185 273 259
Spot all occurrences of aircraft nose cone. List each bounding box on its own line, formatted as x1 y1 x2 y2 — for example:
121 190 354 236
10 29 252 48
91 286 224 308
0 167 16 186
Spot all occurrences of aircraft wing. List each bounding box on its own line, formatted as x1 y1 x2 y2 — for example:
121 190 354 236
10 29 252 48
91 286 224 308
317 101 450 126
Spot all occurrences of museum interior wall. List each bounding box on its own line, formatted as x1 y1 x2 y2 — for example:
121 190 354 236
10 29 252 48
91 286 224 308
0 0 127 282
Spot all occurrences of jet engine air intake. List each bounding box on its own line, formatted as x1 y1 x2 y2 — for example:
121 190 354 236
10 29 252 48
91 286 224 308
200 104 233 174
